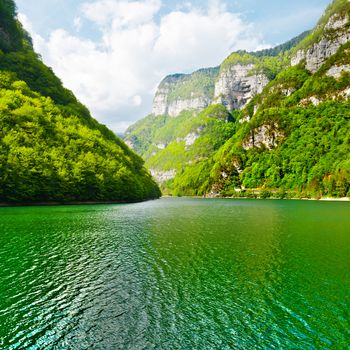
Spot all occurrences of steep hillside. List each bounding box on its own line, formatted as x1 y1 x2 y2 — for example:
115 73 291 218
0 0 24 53
0 1 160 203
125 31 298 188
147 37 309 121
152 67 219 117
126 0 350 199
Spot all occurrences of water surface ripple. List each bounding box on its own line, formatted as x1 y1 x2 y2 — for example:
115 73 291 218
0 198 349 349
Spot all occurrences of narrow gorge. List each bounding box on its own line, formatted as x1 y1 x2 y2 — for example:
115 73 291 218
125 0 350 199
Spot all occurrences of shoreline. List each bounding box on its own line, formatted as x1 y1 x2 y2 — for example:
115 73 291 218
220 197 350 202
0 198 160 207
318 197 350 202
162 196 350 202
1 196 349 207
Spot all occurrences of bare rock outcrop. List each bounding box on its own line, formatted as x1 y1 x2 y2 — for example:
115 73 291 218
243 124 284 150
326 64 350 78
150 169 176 183
152 68 219 117
185 132 200 147
291 14 350 73
152 63 269 117
214 64 269 111
167 97 212 117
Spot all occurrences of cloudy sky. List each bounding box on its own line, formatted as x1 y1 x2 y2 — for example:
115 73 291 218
16 0 330 133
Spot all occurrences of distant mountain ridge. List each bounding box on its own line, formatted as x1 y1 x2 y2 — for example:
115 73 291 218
125 0 350 199
152 67 220 117
149 31 310 119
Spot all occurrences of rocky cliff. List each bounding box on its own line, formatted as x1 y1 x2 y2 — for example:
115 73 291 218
214 63 269 110
152 68 219 117
126 0 350 199
152 61 270 117
151 1 350 120
291 4 350 72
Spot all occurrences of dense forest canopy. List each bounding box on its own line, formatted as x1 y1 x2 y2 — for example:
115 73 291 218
125 0 350 199
0 0 161 202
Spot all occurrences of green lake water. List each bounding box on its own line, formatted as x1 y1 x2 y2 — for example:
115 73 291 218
0 198 349 349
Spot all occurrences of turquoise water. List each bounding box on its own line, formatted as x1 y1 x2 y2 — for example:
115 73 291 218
0 198 349 349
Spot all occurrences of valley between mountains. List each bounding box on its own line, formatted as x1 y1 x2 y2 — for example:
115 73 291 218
125 0 350 199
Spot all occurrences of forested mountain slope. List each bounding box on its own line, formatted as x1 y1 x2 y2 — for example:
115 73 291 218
0 0 160 202
125 0 350 199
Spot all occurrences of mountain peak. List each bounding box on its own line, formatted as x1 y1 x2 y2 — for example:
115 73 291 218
291 0 350 71
125 0 350 199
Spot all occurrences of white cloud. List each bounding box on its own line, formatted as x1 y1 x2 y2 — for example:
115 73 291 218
81 0 161 27
73 17 82 31
20 0 266 133
133 95 143 106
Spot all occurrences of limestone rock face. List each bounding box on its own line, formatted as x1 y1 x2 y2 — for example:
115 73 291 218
305 37 349 73
341 87 350 97
291 50 306 66
326 64 350 79
185 132 200 147
150 169 176 183
152 74 182 116
299 96 321 107
125 140 134 150
239 115 251 124
243 124 283 150
151 68 219 117
153 94 211 117
152 63 269 117
325 14 349 30
156 143 166 150
152 88 169 116
167 97 212 117
291 14 350 73
214 64 269 111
